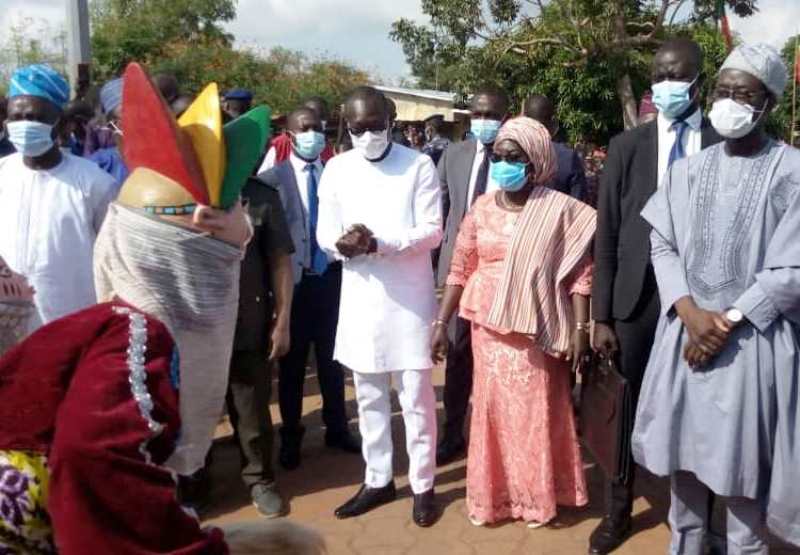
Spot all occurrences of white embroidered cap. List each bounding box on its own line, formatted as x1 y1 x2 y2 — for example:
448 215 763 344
720 43 789 98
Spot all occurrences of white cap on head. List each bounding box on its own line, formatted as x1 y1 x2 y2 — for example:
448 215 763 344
720 43 788 98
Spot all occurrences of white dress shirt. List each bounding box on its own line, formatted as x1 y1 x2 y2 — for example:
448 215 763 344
258 146 278 174
0 153 117 332
317 144 443 373
466 140 499 202
657 108 703 187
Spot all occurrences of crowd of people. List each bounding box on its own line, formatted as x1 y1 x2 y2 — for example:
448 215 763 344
0 35 797 555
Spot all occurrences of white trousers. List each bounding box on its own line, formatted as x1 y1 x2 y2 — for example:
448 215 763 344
352 369 437 494
669 471 768 555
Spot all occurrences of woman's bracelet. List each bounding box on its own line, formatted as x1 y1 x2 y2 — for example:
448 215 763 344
432 318 449 328
576 321 590 333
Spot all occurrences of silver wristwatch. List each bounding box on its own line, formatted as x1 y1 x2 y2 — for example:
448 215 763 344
725 307 744 326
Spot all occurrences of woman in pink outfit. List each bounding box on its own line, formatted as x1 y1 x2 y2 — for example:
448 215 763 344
432 117 595 527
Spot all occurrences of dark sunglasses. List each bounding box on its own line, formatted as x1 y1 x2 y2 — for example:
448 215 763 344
348 123 388 136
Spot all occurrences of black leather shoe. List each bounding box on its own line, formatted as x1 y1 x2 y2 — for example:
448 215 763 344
334 482 397 519
436 436 466 466
589 515 632 554
412 489 438 527
177 469 211 513
325 431 362 454
279 426 305 471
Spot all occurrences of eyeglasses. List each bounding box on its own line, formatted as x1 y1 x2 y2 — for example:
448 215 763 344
489 153 530 164
712 86 767 105
348 123 388 136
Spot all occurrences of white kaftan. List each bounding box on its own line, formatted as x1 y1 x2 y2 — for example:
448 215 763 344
316 144 443 373
0 153 117 332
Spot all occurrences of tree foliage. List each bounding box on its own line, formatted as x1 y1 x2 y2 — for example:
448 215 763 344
391 0 758 142
89 0 369 114
0 18 68 96
769 34 799 144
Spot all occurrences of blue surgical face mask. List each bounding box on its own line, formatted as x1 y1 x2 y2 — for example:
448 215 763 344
293 130 326 160
471 119 502 144
490 160 529 192
6 120 55 157
651 76 698 120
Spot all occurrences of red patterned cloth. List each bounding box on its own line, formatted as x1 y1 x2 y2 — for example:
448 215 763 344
0 301 227 554
447 194 589 524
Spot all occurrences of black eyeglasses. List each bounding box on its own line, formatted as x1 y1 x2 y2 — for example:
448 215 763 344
348 124 388 136
712 86 767 106
489 153 530 164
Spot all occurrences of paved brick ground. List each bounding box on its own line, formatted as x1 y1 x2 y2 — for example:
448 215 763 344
203 367 799 555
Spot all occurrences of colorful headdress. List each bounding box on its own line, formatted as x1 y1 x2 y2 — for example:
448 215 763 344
117 63 271 214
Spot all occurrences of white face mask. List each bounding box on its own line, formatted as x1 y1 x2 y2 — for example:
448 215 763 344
350 128 390 160
709 98 766 139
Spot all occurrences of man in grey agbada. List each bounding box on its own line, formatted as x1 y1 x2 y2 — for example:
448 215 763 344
632 43 800 553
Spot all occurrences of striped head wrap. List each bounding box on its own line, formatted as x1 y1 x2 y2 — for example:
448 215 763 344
494 116 557 185
100 77 124 115
9 64 70 109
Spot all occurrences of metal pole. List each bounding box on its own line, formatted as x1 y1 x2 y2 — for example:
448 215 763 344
66 0 91 98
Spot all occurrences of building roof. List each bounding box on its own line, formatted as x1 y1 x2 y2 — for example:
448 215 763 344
374 85 458 103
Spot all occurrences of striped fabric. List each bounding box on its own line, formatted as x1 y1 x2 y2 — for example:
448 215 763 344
9 64 70 109
485 186 596 357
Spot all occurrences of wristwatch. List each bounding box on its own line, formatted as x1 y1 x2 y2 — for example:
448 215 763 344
725 307 744 326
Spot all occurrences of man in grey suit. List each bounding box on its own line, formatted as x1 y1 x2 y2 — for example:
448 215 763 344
259 108 360 471
435 87 509 465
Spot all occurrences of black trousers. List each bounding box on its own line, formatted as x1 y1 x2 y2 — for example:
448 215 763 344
441 315 474 442
605 268 660 518
226 350 274 489
279 266 348 438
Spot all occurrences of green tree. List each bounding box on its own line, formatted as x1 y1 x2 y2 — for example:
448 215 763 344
392 0 757 137
770 34 799 144
90 0 237 79
0 17 68 94
89 0 369 114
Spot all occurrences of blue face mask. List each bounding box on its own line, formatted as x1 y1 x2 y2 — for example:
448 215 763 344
471 119 502 145
490 160 529 192
651 76 697 120
293 130 326 160
6 120 55 157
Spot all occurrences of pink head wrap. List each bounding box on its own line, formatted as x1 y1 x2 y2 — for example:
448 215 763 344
494 116 557 185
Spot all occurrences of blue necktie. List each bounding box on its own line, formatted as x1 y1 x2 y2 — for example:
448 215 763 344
305 164 328 275
668 120 689 167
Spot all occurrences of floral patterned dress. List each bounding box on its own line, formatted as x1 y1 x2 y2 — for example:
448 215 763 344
0 451 53 554
446 193 590 525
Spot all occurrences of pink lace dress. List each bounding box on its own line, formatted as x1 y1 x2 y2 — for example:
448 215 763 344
446 193 590 525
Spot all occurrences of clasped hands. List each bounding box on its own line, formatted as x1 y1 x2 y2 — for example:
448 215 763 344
335 224 377 259
675 297 733 369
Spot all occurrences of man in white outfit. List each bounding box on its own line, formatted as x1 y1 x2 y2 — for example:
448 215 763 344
316 86 442 527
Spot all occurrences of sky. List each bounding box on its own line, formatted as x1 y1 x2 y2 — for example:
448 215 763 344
1 0 799 83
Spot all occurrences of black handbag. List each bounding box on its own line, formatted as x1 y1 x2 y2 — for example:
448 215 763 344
578 353 633 484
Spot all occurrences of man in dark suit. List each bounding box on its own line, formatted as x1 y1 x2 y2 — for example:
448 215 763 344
228 176 294 517
435 87 509 465
260 107 360 471
590 38 723 554
422 114 450 166
524 94 588 201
